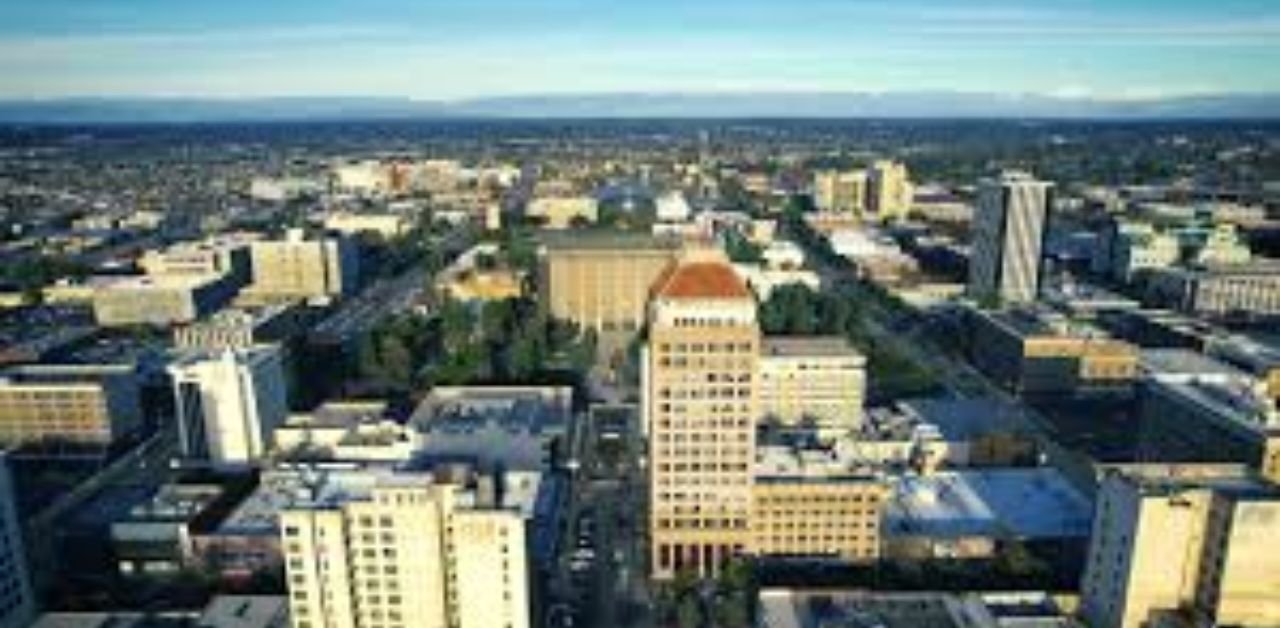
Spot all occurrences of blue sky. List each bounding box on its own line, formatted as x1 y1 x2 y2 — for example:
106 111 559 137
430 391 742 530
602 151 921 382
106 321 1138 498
1 0 1278 99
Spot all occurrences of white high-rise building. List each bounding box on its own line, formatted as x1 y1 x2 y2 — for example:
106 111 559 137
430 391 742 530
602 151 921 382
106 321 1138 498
0 456 34 628
968 171 1053 304
280 474 530 628
169 345 288 466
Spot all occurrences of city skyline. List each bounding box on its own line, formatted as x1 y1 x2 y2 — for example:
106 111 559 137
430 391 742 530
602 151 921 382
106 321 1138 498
3 0 1279 100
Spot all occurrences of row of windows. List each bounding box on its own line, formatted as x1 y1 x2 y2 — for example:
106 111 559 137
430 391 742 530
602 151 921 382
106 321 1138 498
659 341 754 353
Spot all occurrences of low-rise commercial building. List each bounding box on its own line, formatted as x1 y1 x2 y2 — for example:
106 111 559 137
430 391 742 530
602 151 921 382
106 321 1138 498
884 468 1093 560
967 307 1139 395
92 274 240 327
751 438 888 562
319 212 410 238
0 363 142 447
1144 263 1280 320
138 235 255 283
1136 349 1277 466
527 195 598 229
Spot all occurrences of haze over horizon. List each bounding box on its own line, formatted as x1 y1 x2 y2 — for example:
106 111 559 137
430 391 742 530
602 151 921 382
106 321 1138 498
3 0 1279 101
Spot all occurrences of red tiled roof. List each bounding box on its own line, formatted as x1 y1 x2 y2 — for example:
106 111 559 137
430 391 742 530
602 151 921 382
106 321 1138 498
652 261 752 300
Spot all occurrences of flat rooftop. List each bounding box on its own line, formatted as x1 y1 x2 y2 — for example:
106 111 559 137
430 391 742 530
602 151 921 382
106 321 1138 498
755 437 883 482
761 336 865 360
542 231 681 252
215 466 399 536
1140 348 1247 378
198 596 288 628
885 469 1093 540
1100 464 1280 497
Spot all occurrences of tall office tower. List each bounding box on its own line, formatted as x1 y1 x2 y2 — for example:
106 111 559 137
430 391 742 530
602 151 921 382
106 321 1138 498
1079 465 1280 628
280 476 529 628
644 249 759 579
967 171 1054 305
0 456 34 628
866 160 913 220
244 229 359 303
168 345 288 466
813 170 868 215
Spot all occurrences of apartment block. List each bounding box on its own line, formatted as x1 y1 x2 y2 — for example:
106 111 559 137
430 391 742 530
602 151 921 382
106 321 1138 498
0 364 142 447
243 230 359 303
1080 464 1280 628
813 169 868 215
280 474 530 628
645 249 759 579
758 336 866 434
867 160 913 220
138 235 255 283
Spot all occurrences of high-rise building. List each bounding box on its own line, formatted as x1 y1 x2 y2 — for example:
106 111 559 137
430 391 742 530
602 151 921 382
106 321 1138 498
280 475 530 628
968 171 1054 305
644 249 759 579
866 160 913 220
242 230 359 304
168 346 288 466
1079 464 1280 628
813 170 868 215
0 456 35 628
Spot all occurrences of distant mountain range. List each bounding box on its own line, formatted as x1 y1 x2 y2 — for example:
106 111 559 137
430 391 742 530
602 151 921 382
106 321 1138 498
1 92 1278 123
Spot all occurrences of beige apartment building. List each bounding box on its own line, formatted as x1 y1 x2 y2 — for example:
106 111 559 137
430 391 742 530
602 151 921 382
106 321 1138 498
813 170 868 215
242 230 359 304
1080 464 1280 628
644 249 759 579
542 233 679 335
867 160 914 220
280 476 529 628
759 336 867 434
0 364 142 446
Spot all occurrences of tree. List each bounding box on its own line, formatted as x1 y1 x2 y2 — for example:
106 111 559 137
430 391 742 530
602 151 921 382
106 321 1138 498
676 594 704 628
